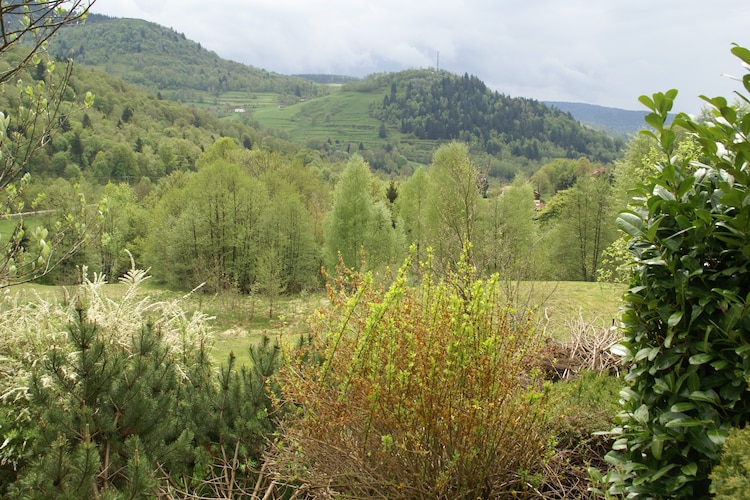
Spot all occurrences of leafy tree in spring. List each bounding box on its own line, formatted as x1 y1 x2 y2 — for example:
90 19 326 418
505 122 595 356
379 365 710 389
537 168 616 281
605 45 750 498
425 141 482 271
394 166 431 265
322 154 402 272
0 1 97 287
257 181 320 293
478 175 539 281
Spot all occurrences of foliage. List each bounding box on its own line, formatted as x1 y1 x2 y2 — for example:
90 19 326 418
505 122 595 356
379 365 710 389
145 141 323 293
269 252 553 498
0 1 93 86
710 425 750 499
0 2 104 288
605 45 750 498
425 141 482 271
597 134 701 283
538 171 617 281
372 69 623 164
322 154 404 273
0 267 283 498
477 175 540 282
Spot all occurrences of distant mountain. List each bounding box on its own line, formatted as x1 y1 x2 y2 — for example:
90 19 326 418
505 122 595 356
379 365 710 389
544 101 651 138
369 70 623 164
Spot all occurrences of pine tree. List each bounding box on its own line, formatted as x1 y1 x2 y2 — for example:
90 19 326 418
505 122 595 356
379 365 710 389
12 304 192 497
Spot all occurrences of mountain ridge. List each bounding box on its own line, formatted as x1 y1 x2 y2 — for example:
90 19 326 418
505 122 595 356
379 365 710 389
48 14 634 177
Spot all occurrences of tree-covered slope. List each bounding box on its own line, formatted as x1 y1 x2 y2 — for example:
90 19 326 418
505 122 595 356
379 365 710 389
49 14 325 102
0 45 302 185
48 15 624 177
366 70 624 164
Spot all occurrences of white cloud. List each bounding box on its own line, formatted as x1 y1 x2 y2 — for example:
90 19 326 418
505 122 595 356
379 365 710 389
90 0 750 113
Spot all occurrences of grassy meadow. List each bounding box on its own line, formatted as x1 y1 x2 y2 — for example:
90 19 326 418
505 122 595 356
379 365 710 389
184 85 445 163
6 277 624 367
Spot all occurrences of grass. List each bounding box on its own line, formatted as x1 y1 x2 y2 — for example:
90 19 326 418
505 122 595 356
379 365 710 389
252 90 385 148
528 281 624 337
5 277 624 367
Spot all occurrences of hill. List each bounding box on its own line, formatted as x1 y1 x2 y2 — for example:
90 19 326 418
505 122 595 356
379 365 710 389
49 15 625 178
49 14 328 103
0 44 303 186
544 101 654 138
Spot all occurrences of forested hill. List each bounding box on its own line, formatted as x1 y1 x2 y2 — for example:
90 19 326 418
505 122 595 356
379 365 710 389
49 14 324 102
365 70 623 164
48 14 625 174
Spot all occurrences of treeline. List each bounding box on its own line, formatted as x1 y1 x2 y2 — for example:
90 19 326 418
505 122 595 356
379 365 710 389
41 140 626 295
1 45 628 292
369 70 624 163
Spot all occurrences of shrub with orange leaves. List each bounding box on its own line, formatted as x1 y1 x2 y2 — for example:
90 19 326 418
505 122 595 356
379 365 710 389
269 253 553 498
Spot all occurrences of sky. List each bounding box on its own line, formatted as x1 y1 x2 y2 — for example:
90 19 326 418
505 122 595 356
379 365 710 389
89 0 750 115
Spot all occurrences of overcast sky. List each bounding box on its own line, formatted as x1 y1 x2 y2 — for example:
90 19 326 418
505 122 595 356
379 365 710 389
90 0 750 114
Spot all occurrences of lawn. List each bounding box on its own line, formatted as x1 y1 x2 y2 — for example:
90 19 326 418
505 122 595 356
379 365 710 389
5 277 624 367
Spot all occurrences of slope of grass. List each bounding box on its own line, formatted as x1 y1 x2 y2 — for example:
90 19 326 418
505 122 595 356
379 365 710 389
7 278 624 367
252 89 385 148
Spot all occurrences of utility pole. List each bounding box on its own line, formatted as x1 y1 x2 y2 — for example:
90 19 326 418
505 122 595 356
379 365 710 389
436 51 440 71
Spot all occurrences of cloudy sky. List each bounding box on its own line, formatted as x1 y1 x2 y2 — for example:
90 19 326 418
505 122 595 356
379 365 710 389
90 0 750 114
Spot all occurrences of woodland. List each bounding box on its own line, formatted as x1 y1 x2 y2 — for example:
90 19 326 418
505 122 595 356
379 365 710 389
1 1 750 499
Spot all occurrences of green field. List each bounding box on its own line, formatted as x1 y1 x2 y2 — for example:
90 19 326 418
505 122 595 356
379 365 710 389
252 90 386 147
8 279 624 367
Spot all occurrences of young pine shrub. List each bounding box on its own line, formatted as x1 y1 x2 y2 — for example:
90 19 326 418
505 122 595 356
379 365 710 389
269 254 553 499
1 265 283 498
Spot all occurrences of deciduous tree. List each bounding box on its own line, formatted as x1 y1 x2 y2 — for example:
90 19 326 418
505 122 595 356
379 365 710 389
0 1 96 287
322 154 402 272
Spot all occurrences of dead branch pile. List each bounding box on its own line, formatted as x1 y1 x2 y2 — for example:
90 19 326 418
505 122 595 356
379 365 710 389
538 312 622 380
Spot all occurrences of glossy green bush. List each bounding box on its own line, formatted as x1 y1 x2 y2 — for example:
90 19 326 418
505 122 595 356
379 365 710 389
606 45 750 498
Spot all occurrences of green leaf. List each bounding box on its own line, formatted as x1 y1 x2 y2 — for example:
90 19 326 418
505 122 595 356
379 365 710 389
651 463 678 481
634 404 649 424
731 44 750 66
651 436 664 460
638 94 656 111
644 112 663 131
707 428 727 446
670 402 696 412
689 390 719 404
680 462 698 477
667 311 683 328
616 212 645 237
689 353 714 365
653 184 676 201
610 343 630 357
664 416 707 428
676 176 696 198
